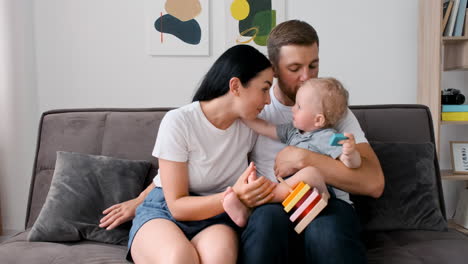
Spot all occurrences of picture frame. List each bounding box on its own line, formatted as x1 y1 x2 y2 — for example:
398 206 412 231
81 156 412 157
145 0 210 56
450 141 468 174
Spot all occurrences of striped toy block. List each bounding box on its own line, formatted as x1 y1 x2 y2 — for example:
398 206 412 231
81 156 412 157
293 194 328 234
289 188 320 222
282 181 311 213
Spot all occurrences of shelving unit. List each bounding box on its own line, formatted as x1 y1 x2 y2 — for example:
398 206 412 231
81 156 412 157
419 1 468 235
418 0 468 180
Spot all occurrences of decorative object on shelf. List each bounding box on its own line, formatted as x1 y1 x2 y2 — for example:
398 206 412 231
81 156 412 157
454 188 468 228
145 0 210 56
442 103 468 121
450 141 468 174
225 0 285 54
442 0 454 33
441 88 465 105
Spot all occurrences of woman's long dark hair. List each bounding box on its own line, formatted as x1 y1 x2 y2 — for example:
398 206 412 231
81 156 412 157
192 45 271 102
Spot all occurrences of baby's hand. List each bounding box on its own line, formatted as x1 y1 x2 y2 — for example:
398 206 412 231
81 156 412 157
340 133 356 155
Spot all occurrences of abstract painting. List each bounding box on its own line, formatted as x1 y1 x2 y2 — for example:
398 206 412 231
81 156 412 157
146 0 209 56
225 0 285 54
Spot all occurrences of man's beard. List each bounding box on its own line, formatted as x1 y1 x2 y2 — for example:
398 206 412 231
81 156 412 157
277 80 297 103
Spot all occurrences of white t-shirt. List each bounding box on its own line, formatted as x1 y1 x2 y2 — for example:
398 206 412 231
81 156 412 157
250 87 368 203
152 101 256 195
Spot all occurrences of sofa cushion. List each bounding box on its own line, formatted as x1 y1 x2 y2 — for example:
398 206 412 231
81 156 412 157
352 142 447 232
28 151 150 245
1 230 128 264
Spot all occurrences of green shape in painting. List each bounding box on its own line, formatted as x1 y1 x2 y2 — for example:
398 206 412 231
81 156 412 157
239 0 271 36
253 10 276 46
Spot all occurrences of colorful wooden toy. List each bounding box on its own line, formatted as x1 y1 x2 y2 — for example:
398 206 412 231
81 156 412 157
329 133 348 146
280 180 329 234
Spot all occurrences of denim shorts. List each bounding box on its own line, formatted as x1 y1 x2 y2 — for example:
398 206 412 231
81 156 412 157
127 187 239 254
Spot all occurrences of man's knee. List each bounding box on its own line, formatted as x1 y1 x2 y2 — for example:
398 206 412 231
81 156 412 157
302 198 366 263
239 204 293 264
246 204 290 231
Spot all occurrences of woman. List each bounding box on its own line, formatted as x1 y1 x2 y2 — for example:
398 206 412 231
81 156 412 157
105 45 276 263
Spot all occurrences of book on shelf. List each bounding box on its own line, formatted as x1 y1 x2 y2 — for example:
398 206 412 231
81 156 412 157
442 104 468 112
465 9 468 36
445 0 461 36
443 0 454 33
453 0 468 36
442 112 468 121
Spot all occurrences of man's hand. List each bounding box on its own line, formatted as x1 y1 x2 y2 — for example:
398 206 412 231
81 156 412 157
233 162 276 207
274 146 311 178
99 198 141 230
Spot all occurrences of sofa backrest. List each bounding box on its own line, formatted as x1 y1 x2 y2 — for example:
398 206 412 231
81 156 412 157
25 105 445 229
25 108 172 229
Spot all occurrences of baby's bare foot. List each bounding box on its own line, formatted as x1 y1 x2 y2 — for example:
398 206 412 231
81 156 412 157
223 187 250 227
247 171 257 183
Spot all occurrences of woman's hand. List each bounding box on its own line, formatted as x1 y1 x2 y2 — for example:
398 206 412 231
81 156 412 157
99 198 141 230
232 162 276 208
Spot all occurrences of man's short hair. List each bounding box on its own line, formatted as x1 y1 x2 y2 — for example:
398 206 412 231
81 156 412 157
267 20 319 67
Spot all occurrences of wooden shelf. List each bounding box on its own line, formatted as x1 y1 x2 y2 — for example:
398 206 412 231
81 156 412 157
448 219 468 235
443 40 468 70
441 169 468 180
444 66 468 71
441 121 468 125
442 36 468 42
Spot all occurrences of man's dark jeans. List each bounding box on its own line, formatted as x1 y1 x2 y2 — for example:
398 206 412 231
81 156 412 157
238 198 366 264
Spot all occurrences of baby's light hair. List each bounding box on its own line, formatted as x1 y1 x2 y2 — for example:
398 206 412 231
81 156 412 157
302 77 349 128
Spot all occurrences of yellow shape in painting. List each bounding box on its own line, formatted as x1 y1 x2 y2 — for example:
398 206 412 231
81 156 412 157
236 27 258 44
230 0 250 21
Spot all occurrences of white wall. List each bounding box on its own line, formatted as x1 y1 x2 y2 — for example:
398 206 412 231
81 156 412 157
0 0 38 233
34 0 418 113
2 0 420 231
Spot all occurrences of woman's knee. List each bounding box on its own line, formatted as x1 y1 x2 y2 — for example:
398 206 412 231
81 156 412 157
192 225 238 264
131 219 199 264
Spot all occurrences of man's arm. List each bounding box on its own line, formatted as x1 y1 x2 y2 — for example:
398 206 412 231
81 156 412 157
274 143 384 198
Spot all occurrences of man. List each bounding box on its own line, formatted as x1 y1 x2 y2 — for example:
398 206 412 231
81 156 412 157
238 20 385 264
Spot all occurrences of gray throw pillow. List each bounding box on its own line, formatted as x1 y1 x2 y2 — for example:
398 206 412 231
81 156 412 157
352 142 447 232
28 151 151 245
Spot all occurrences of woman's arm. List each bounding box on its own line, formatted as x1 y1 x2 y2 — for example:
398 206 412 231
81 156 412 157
160 159 225 221
274 143 384 198
242 118 278 140
99 182 155 230
161 158 277 221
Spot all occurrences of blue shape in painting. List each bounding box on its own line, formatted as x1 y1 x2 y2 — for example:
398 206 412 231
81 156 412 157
155 14 201 45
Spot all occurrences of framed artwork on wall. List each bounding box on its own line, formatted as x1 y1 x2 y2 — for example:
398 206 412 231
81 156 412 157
450 141 468 174
146 0 210 56
225 0 286 54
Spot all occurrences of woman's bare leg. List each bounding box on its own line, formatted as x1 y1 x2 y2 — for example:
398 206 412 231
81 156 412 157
191 224 238 264
131 219 199 264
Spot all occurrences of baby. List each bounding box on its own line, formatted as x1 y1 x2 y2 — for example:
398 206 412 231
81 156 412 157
223 77 361 227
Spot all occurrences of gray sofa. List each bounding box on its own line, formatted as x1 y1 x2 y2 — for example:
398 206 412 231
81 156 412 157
1 105 468 263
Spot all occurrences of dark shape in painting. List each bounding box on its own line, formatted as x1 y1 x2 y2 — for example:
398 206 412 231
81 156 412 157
239 0 271 36
155 14 201 45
